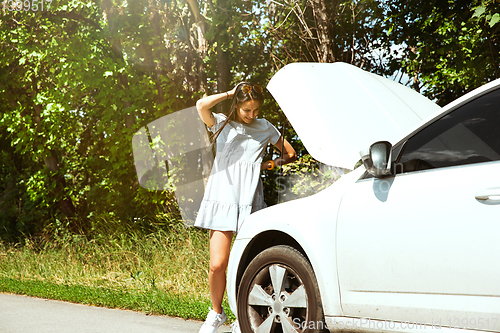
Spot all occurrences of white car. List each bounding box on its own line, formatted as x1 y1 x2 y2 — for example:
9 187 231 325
227 62 500 333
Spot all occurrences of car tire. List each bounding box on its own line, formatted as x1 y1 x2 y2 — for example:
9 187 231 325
237 245 327 333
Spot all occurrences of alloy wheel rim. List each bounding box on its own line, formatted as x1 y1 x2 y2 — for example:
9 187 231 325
246 264 308 333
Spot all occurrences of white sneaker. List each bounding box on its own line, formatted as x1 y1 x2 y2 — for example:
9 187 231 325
199 307 227 333
230 320 241 333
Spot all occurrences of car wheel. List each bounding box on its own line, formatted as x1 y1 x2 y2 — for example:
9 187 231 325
237 245 326 333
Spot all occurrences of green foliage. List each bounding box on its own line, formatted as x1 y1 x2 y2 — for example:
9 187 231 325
472 1 500 28
1 0 498 242
383 0 500 105
1 0 498 320
263 0 394 75
270 155 349 203
0 0 193 239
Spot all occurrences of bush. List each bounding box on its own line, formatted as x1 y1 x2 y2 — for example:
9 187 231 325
275 154 350 202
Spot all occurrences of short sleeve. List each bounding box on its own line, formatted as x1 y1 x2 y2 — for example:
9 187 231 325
267 120 282 145
208 113 227 133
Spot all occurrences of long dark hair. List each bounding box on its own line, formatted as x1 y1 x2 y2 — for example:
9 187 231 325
210 81 265 147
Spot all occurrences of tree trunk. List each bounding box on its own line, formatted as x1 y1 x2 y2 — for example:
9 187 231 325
310 0 335 63
216 46 231 113
187 0 209 94
215 0 231 113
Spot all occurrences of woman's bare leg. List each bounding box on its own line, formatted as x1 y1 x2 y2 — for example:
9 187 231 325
209 230 233 314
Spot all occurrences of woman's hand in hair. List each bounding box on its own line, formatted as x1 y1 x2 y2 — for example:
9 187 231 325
196 82 246 130
227 82 243 100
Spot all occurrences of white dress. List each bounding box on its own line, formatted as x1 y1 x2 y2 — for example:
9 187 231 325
194 113 281 233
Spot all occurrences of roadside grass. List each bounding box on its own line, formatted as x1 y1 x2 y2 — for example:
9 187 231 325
0 214 236 322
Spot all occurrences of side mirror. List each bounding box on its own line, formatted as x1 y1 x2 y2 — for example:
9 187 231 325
360 141 392 178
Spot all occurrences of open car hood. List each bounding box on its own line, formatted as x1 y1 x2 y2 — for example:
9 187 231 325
266 62 441 169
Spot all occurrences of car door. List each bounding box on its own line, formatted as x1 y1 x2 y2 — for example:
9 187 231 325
336 87 500 331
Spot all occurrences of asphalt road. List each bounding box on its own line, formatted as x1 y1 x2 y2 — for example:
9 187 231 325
0 293 231 333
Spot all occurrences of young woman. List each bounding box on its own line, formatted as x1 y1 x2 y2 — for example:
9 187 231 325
194 82 297 333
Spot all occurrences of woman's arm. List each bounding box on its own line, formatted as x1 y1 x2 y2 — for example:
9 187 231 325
196 87 237 128
261 136 297 171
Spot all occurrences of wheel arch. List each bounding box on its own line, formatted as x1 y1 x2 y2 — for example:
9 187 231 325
235 230 309 301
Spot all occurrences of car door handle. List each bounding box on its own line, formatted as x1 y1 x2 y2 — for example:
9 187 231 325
475 187 500 201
